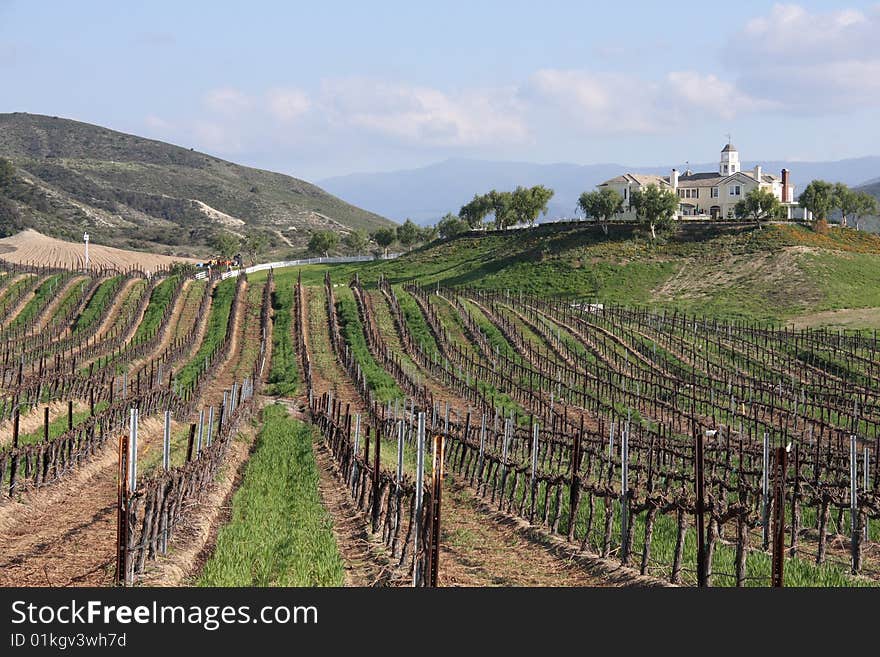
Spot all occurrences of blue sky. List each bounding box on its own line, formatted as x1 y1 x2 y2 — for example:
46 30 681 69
2 1 879 180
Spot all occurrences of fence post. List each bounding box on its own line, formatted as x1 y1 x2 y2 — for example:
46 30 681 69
351 414 361 488
850 435 860 574
529 422 539 523
772 446 787 587
620 421 630 560
396 421 405 485
371 420 381 532
476 413 486 487
206 406 215 447
116 434 129 587
413 412 426 587
694 426 707 588
864 447 871 543
163 410 171 471
762 432 770 551
128 408 138 492
9 407 20 497
429 431 445 587
196 409 204 456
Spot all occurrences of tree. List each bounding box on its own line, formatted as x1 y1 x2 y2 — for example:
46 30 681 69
343 229 368 254
0 196 22 237
852 192 879 231
578 188 624 235
243 231 270 265
0 158 15 189
210 230 241 258
459 194 493 228
734 187 781 227
437 213 468 239
832 183 876 229
508 185 555 227
799 180 835 222
396 219 421 249
486 190 514 229
308 230 339 257
419 224 438 244
371 227 396 257
630 184 679 240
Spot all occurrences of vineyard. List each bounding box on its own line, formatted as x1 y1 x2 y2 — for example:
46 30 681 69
0 257 268 586
0 250 878 587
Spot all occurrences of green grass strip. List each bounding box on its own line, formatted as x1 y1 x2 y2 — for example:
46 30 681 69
336 289 402 402
265 283 298 396
72 275 122 333
396 287 439 354
176 278 236 391
197 404 345 586
130 275 180 345
7 274 64 329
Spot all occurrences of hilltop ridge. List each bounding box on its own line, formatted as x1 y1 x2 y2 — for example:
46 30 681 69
0 112 394 257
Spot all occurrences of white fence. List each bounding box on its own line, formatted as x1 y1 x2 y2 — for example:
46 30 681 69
217 253 401 280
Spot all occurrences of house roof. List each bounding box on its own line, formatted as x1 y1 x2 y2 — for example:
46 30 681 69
721 143 737 152
598 173 670 187
600 166 781 189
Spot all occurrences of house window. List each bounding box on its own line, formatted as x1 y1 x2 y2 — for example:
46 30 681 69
711 187 719 198
728 185 741 196
623 188 627 200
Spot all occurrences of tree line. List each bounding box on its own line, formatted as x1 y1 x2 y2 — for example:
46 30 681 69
298 175 880 259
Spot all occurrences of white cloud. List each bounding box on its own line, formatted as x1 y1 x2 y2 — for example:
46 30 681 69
203 87 251 115
267 88 311 121
318 78 528 147
726 3 880 110
144 115 170 130
522 68 768 135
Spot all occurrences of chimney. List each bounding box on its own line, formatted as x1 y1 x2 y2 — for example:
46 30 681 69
781 168 790 202
754 164 762 182
671 168 679 189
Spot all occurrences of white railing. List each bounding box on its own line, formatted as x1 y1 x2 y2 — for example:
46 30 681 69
217 253 402 280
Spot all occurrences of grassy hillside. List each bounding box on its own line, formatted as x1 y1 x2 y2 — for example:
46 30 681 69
254 222 880 326
0 113 394 257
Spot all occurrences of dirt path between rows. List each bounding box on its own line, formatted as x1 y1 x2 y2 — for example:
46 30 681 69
0 416 165 586
126 278 192 375
438 477 611 586
304 286 367 415
0 283 246 587
311 437 397 586
92 277 140 341
33 276 86 332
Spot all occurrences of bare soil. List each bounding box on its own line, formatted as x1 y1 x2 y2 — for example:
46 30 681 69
0 416 165 586
0 229 198 270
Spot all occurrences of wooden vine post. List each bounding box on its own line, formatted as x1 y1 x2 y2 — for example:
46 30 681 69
428 432 445 587
116 434 129 587
694 426 707 588
771 445 787 587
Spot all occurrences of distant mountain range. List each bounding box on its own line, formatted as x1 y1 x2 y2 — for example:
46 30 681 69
0 113 393 257
320 156 880 225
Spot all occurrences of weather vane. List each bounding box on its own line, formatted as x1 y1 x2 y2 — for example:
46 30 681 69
725 132 732 145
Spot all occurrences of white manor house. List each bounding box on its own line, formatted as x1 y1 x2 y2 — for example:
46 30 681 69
598 143 806 220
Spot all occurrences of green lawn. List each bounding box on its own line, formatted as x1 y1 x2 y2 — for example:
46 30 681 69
197 404 345 586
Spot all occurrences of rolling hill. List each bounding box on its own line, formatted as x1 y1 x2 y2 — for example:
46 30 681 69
320 156 880 225
0 113 394 258
284 221 880 327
